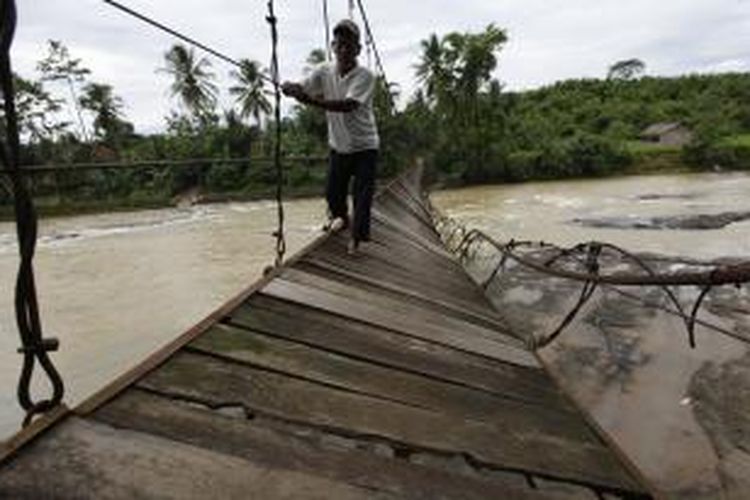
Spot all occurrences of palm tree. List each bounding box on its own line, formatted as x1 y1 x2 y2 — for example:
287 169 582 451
305 49 327 73
229 59 271 127
454 24 508 125
414 34 449 106
374 76 400 117
79 83 127 142
161 44 217 122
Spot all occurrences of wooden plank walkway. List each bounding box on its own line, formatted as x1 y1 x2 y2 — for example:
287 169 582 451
0 168 651 499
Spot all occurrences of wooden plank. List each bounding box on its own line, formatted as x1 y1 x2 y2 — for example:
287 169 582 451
320 231 476 291
373 207 444 248
393 178 435 222
309 245 485 305
304 234 501 316
293 259 509 331
189 323 596 441
370 213 453 259
94 390 585 500
0 404 69 465
376 189 435 226
302 252 500 319
277 269 522 348
137 351 641 491
379 184 436 227
371 208 454 259
532 478 601 499
328 225 465 279
384 185 437 231
232 296 564 406
261 278 539 368
0 417 392 500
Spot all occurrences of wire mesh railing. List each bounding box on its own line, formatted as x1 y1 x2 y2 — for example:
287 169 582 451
428 199 750 350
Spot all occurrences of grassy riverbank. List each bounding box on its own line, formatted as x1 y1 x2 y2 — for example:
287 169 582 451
0 179 328 222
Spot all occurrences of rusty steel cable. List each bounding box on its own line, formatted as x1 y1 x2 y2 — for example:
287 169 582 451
353 0 394 114
1 0 65 426
102 0 274 83
455 229 750 287
456 231 717 348
266 0 285 267
505 237 729 347
431 208 750 349
322 0 332 61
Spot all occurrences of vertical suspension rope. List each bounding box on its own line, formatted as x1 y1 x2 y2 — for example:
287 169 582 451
1 0 64 426
364 26 373 69
348 0 355 20
353 0 394 113
266 0 285 267
322 0 332 61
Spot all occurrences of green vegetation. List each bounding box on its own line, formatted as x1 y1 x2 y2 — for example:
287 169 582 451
723 134 750 148
2 32 750 216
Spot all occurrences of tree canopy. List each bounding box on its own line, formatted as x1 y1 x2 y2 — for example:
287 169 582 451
607 58 646 80
161 44 218 123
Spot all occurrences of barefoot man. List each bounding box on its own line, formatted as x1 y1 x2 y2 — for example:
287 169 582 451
282 19 379 255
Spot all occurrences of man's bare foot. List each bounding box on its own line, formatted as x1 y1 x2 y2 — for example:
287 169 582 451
322 216 349 232
347 239 359 256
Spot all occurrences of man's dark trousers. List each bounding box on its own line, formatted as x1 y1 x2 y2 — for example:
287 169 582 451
326 149 378 244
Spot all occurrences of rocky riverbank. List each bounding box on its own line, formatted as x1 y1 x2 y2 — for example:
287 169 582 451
572 210 750 231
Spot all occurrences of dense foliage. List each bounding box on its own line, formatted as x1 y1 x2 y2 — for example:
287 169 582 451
399 28 750 184
2 33 750 213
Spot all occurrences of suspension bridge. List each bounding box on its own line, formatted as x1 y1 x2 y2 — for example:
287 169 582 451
3 0 750 498
0 166 650 499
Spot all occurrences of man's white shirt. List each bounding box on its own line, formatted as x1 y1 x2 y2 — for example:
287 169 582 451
303 63 380 154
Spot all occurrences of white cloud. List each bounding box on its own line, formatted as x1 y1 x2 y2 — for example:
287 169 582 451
10 0 750 133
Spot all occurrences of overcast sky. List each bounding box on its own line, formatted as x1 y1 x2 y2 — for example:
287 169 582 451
11 0 750 133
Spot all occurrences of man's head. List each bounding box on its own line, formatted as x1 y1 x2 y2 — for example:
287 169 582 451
332 19 361 66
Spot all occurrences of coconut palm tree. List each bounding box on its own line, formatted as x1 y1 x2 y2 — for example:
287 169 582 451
453 24 507 125
414 34 449 106
374 76 400 117
79 82 128 143
161 44 217 123
228 59 271 127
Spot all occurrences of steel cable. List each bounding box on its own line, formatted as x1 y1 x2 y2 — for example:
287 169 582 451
322 0 332 61
353 0 394 113
103 0 274 83
431 210 750 349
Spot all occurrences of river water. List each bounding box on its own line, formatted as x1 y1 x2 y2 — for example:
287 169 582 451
1 171 749 491
430 171 750 260
0 197 325 439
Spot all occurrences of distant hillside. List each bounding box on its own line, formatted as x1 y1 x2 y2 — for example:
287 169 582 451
448 72 750 182
507 73 750 146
